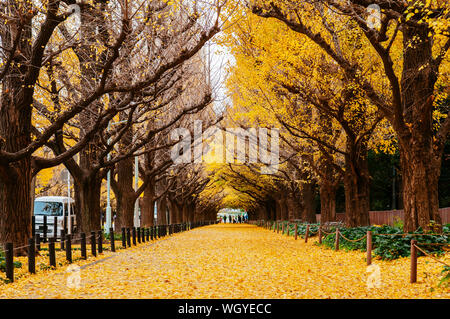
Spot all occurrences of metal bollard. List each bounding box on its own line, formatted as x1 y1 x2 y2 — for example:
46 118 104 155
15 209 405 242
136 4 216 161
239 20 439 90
65 234 72 263
5 243 14 282
91 231 97 257
121 228 126 248
110 228 115 252
49 238 56 267
81 233 87 259
28 237 35 274
98 231 103 254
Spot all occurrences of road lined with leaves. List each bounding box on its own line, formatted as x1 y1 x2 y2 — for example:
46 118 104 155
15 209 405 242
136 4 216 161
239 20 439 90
1 224 448 299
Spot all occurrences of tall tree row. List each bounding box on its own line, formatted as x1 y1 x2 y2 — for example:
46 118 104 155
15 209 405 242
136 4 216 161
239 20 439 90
248 0 449 231
0 0 226 253
199 0 449 231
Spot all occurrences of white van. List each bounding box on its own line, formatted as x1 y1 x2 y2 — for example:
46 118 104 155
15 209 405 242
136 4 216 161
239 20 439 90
33 196 76 238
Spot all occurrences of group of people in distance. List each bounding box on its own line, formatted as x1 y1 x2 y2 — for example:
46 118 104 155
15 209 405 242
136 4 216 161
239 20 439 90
221 214 247 224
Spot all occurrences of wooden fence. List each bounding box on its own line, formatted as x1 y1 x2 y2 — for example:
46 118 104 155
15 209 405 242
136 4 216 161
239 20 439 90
315 207 450 225
254 220 450 285
2 221 216 284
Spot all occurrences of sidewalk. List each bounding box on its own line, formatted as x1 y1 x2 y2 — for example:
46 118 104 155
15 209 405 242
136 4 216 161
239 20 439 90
1 224 448 298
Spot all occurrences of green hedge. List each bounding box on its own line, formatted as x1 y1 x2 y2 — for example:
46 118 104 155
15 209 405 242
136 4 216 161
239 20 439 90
319 224 450 260
267 221 449 261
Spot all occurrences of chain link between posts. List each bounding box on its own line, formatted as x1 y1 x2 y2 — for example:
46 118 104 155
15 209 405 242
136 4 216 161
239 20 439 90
413 243 450 267
260 220 450 247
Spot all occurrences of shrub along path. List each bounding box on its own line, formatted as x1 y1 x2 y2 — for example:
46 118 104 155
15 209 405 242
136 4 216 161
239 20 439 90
0 224 448 298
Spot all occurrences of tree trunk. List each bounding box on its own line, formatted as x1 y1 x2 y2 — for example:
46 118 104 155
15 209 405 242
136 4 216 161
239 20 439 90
343 142 370 227
0 13 33 255
169 201 180 224
397 25 442 232
74 174 102 235
188 203 195 222
301 181 317 223
258 206 266 220
141 182 155 227
291 195 302 220
113 148 135 231
286 196 296 220
0 162 32 255
115 191 135 231
264 203 273 220
275 199 283 220
157 197 167 225
268 199 276 220
278 198 288 221
319 181 336 224
400 145 441 232
177 202 183 223
182 204 189 222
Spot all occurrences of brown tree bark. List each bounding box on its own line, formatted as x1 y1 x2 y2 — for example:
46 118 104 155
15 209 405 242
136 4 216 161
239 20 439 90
188 203 195 222
343 141 370 227
277 198 289 221
319 181 337 224
113 123 136 231
397 25 442 232
157 197 168 225
70 7 107 236
169 201 181 224
301 181 317 223
141 181 155 227
286 195 296 221
180 204 187 222
400 145 441 232
0 13 33 254
268 199 276 220
74 173 102 234
0 161 32 255
275 199 281 220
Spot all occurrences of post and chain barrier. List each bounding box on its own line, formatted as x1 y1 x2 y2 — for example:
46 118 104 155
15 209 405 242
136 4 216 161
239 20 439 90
2 220 216 284
410 240 450 283
253 219 449 284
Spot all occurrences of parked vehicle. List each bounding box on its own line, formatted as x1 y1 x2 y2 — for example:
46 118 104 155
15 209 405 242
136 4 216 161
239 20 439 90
33 196 76 238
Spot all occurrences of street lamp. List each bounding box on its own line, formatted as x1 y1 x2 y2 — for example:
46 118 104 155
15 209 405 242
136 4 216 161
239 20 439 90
134 155 140 228
67 169 72 234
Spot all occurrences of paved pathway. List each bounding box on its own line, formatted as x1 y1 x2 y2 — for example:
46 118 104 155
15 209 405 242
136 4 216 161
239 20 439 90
1 224 448 298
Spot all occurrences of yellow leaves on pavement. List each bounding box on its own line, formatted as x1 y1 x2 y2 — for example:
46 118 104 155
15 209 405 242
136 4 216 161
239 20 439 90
0 224 448 298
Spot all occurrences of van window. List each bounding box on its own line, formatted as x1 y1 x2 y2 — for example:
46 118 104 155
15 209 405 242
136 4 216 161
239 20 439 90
34 201 63 216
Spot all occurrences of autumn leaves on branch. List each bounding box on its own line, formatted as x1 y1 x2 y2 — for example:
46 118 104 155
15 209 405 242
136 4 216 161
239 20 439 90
0 0 227 253
208 0 449 231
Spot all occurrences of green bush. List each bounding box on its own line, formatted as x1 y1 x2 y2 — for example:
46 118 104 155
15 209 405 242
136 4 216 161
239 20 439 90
289 223 320 238
318 224 450 260
104 231 123 241
438 266 450 288
393 217 404 229
444 224 450 233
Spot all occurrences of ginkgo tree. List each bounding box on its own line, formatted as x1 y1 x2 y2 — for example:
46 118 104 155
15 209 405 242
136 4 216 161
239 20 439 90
0 0 225 254
220 9 397 226
248 0 449 231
